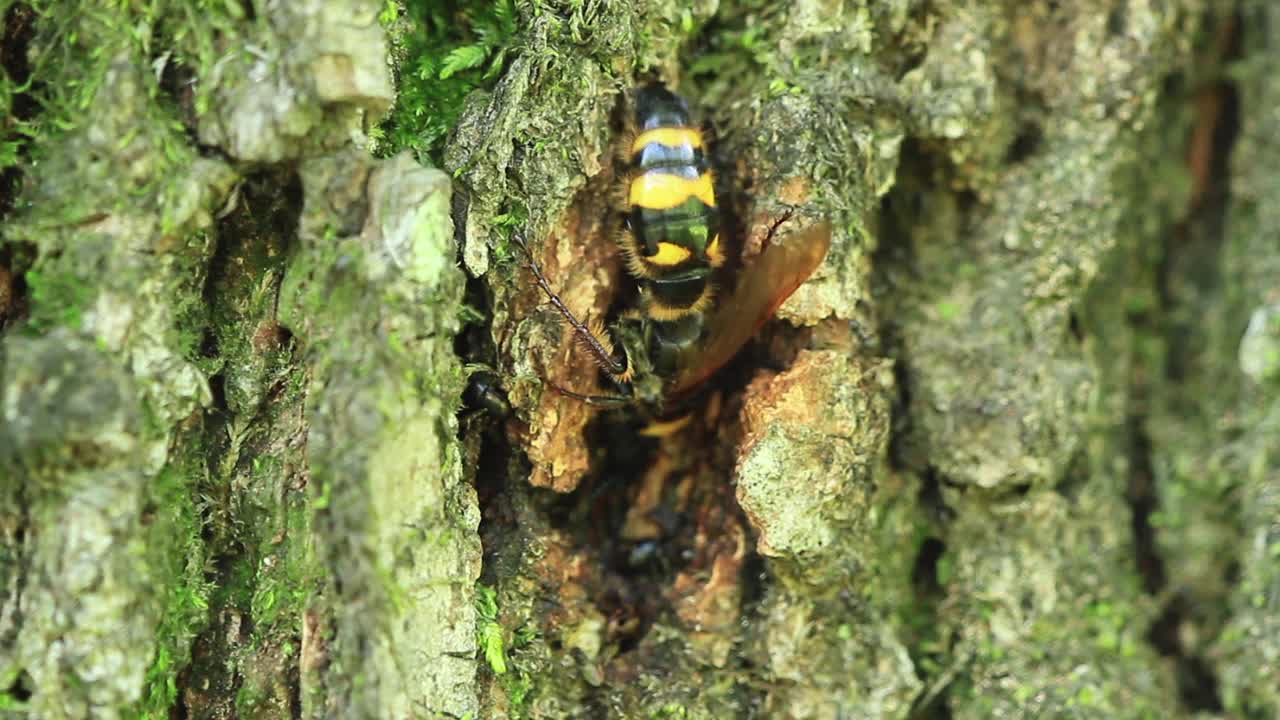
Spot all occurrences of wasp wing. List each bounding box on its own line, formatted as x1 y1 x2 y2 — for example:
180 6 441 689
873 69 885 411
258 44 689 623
668 221 833 397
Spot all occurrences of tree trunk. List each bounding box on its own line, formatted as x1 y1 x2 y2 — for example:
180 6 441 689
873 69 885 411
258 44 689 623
1 0 1276 719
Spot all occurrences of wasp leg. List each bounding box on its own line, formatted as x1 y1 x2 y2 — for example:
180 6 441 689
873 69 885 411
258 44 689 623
759 207 795 251
544 379 635 408
638 413 693 437
512 229 630 380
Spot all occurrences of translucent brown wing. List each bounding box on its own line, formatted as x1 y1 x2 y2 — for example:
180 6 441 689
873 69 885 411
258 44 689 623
667 221 833 397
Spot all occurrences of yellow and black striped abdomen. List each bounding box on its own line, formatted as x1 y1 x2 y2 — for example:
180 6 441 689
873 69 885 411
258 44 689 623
623 85 723 323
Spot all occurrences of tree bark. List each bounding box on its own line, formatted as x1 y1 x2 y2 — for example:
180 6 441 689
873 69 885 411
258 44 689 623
1 1 1277 719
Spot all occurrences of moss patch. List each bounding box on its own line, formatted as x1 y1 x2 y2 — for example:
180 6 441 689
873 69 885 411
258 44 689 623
376 0 519 163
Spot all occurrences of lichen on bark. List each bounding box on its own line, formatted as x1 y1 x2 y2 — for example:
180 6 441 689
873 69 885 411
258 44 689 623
2 1 478 718
279 148 480 719
0 15 239 709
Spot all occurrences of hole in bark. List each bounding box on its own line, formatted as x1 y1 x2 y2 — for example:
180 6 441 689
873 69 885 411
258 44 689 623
1146 600 1182 658
154 44 201 143
917 468 954 523
1177 656 1225 713
1005 122 1043 164
874 159 939 477
274 322 294 348
1221 558 1240 586
172 685 190 720
1002 481 1032 500
954 189 980 217
736 541 770 612
1106 4 1128 37
1139 14 1239 716
1053 449 1089 501
895 46 927 81
541 412 673 647
0 243 33 332
207 372 228 414
908 657 956 720
885 345 914 458
0 2 37 219
199 328 220 358
5 670 32 701
911 538 946 596
1126 408 1165 595
201 168 303 358
471 421 513 524
454 259 508 417
1147 594 1225 712
536 382 761 665
1067 308 1084 343
910 693 954 720
286 657 301 720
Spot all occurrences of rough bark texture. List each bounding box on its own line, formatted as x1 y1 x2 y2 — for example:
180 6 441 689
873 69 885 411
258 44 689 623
1 0 1277 719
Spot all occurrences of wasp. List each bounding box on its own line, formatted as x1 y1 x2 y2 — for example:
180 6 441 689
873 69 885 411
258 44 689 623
515 82 831 411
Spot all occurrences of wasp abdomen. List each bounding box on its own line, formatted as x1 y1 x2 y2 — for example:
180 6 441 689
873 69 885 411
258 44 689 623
623 85 724 324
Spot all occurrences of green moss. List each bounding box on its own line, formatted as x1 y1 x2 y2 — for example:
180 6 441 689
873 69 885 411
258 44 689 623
684 0 851 114
475 584 508 674
23 269 93 332
0 25 25 177
376 0 518 163
654 702 689 719
1 2 240 226
279 235 368 331
136 456 214 719
473 583 543 716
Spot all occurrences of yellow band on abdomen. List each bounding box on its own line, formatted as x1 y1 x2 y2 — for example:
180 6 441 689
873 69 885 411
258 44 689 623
628 172 716 211
649 241 692 266
631 127 704 154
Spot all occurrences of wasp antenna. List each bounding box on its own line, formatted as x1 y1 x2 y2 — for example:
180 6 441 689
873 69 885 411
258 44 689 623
511 229 630 378
579 316 619 359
